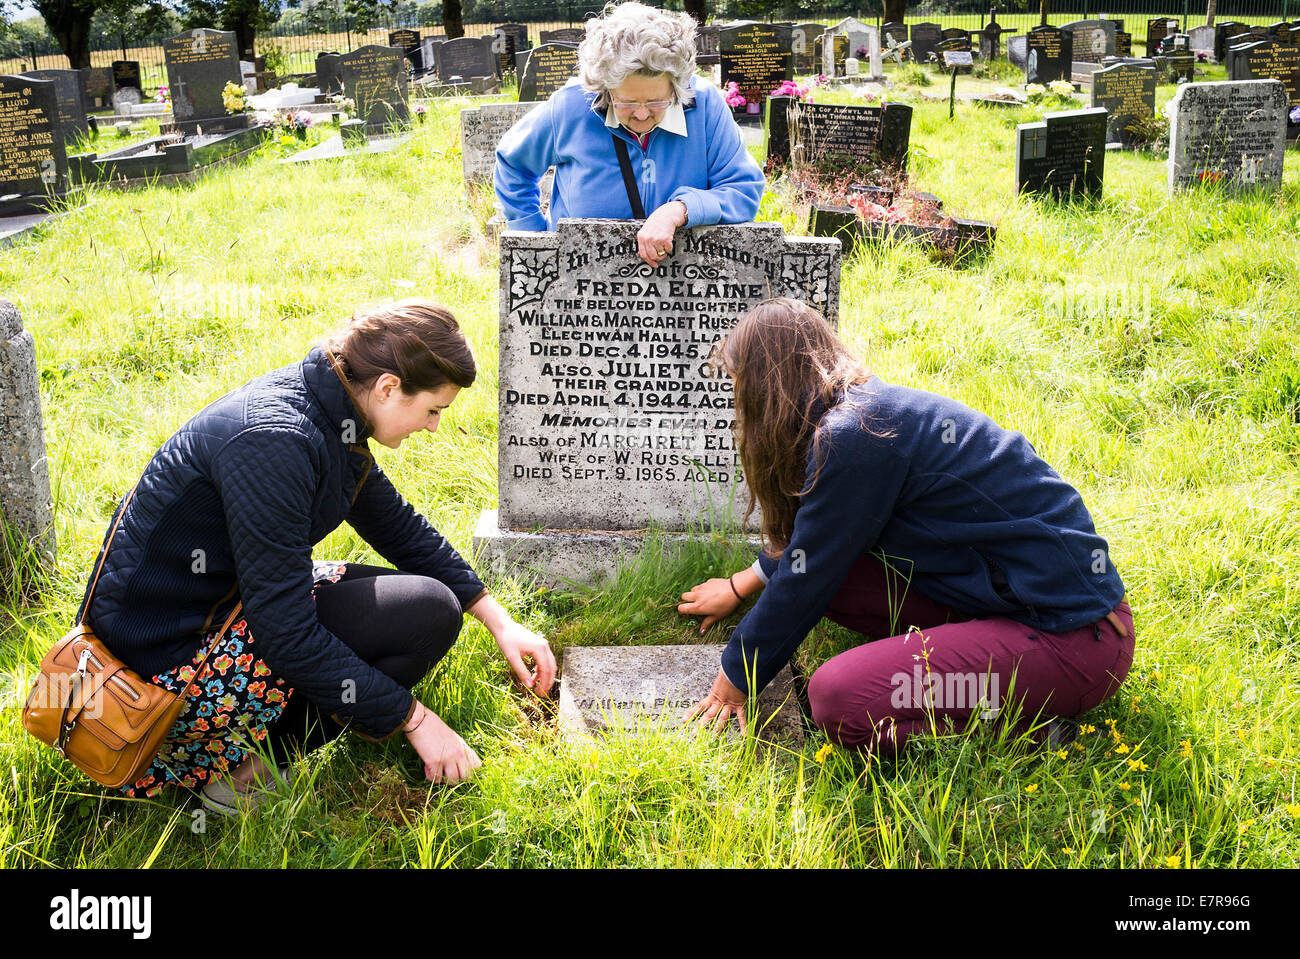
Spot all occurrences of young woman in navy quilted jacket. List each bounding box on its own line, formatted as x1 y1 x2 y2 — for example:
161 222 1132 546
78 300 554 813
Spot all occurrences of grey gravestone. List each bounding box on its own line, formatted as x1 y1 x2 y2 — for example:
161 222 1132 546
517 43 579 102
1090 61 1156 147
163 28 241 122
476 220 839 579
1016 107 1106 198
387 29 423 74
80 66 112 111
558 645 804 744
1230 41 1300 121
791 23 823 74
697 24 720 65
1008 34 1028 71
112 60 141 92
824 18 881 79
721 23 793 109
911 23 943 64
420 37 445 74
1168 80 1289 193
1187 25 1215 59
980 21 1005 61
338 45 409 132
540 28 585 44
111 88 142 111
1027 26 1073 84
1062 20 1116 63
1215 22 1246 62
0 75 68 209
315 52 343 95
767 99 911 173
22 70 88 143
436 36 498 82
0 299 55 562
460 100 541 183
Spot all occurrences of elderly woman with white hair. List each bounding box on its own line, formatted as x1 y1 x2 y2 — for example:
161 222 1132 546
494 2 765 266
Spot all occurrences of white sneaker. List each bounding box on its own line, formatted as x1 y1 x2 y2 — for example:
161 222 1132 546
198 765 291 818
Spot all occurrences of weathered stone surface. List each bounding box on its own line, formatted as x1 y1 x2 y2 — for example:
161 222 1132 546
823 18 881 79
0 299 55 561
460 100 540 183
1167 79 1289 193
493 220 839 533
558 644 804 744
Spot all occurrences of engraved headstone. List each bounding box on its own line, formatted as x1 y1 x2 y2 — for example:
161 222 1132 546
1115 31 1133 58
1090 61 1156 147
1187 25 1215 59
1016 107 1106 198
111 60 141 92
388 28 422 74
1008 34 1028 70
1026 25 1073 84
420 36 445 73
517 43 579 102
476 220 840 579
1215 22 1246 62
1146 18 1178 54
460 100 541 183
791 23 824 74
80 66 112 111
338 45 409 132
315 52 343 95
163 28 242 122
21 70 88 143
489 28 516 78
1167 79 1288 193
721 23 792 110
540 28 586 44
1230 40 1300 117
1062 19 1116 63
558 645 804 743
980 20 1005 61
881 21 909 59
497 23 531 53
436 35 498 82
823 18 881 79
0 298 55 563
0 75 68 207
768 98 912 173
1224 38 1263 79
911 23 943 64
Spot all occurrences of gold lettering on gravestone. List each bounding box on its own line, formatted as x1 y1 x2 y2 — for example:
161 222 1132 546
0 88 57 185
530 47 577 97
1246 46 1300 104
167 34 235 66
725 27 789 101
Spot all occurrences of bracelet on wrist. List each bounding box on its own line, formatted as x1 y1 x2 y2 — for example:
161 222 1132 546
729 574 743 601
404 707 426 734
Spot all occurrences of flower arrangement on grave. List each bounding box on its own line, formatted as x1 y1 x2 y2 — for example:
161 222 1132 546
1196 51 1209 62
770 80 811 101
855 46 870 59
222 81 249 114
1025 81 1076 107
1291 106 1300 125
812 74 830 88
723 81 747 109
414 104 428 123
330 94 355 122
156 85 170 107
849 190 953 229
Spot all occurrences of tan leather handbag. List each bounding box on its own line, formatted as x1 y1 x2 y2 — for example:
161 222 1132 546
22 485 243 789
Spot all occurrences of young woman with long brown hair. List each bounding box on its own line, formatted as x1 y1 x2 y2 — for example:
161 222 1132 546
678 298 1133 754
77 299 554 814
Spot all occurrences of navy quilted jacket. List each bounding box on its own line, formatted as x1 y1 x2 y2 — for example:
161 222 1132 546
76 345 488 739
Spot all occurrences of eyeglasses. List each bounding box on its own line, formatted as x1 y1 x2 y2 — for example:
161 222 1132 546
611 99 673 112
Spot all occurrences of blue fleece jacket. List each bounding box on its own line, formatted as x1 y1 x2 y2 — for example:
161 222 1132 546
723 377 1127 695
494 75 766 231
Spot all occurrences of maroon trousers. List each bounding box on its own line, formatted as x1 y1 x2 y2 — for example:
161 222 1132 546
807 554 1135 756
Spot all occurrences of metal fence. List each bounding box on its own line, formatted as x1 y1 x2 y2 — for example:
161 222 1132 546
2 3 1295 95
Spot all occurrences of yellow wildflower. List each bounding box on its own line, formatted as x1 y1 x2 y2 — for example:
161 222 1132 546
1285 805 1300 818
1115 743 1131 754
1062 847 1075 855
1118 781 1131 791
814 744 834 764
1152 671 1162 683
1024 783 1039 794
1131 798 1142 806
1074 741 1086 752
1056 748 1069 760
1237 819 1255 836
1104 718 1117 729
1164 855 1180 868
1127 758 1149 772
1179 740 1192 758
1080 724 1096 735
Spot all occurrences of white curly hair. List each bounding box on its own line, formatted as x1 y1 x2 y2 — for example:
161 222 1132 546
577 2 698 109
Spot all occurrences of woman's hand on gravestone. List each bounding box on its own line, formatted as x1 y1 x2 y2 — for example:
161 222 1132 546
683 667 748 735
405 703 482 783
677 576 742 633
636 201 688 267
493 619 557 697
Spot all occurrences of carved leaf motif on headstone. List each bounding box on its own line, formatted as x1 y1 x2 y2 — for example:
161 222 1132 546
781 253 831 310
509 249 560 311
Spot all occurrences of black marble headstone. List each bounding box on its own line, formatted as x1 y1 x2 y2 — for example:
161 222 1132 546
791 23 823 74
489 28 517 78
980 22 1006 61
939 31 973 56
1146 18 1178 54
436 36 498 82
497 23 531 53
20 69 87 144
388 29 423 74
720 23 793 109
539 28 586 45
1090 61 1156 146
911 23 943 64
767 98 911 174
315 52 344 95
1215 22 1245 62
112 60 141 92
163 28 242 122
1231 40 1300 120
1026 26 1073 84
1016 107 1106 198
338 44 409 131
517 43 579 102
1115 32 1132 58
0 75 68 209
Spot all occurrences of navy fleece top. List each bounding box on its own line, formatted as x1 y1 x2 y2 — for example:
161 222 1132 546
722 377 1126 695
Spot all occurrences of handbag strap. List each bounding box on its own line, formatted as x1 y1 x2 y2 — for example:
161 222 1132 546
611 133 646 220
183 602 245 699
78 482 141 627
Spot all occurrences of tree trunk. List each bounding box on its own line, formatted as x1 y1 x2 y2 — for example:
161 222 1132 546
1205 0 1216 27
1040 0 1049 27
684 0 706 28
232 16 256 59
45 7 94 70
884 0 907 23
443 0 464 39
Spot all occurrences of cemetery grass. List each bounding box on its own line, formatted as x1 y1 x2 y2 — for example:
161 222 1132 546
2 89 1299 869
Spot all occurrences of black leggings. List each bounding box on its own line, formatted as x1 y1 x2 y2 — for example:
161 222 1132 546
261 563 463 764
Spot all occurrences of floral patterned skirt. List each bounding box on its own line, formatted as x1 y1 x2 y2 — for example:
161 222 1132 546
120 561 349 798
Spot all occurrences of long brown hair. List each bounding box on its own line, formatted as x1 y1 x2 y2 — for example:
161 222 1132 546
322 298 477 394
716 298 873 554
